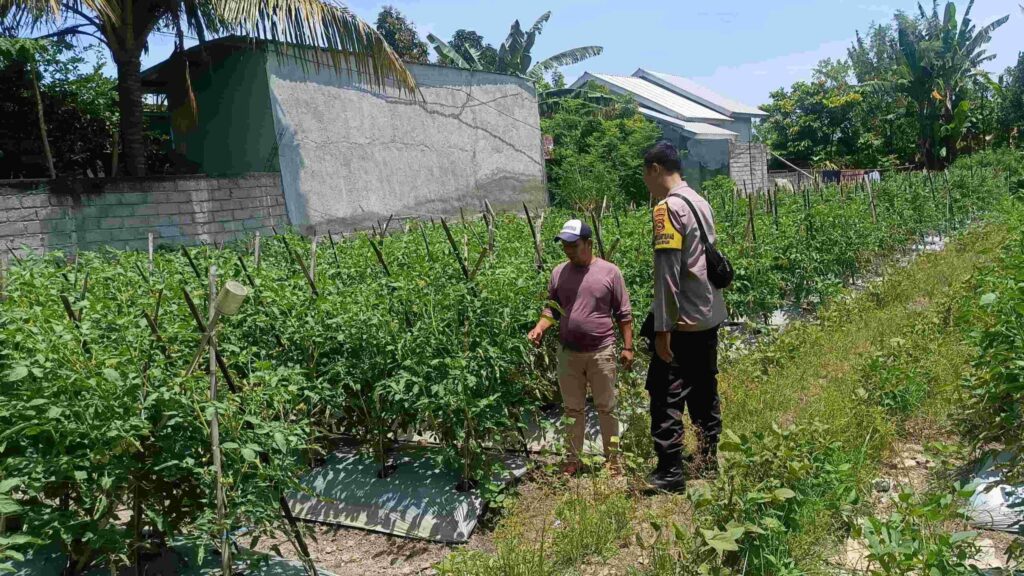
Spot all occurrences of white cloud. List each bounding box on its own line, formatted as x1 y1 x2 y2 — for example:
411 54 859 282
690 38 854 107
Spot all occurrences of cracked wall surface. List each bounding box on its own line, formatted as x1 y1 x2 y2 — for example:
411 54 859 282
266 56 546 232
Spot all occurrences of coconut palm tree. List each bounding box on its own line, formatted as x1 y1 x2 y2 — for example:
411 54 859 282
427 12 602 82
2 0 417 176
881 1 1008 168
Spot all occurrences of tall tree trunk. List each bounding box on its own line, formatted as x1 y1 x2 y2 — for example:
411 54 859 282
116 52 147 177
30 61 56 179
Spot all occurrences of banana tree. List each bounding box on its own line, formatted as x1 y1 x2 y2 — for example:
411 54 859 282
0 37 54 178
2 0 417 177
870 1 1008 168
428 12 602 82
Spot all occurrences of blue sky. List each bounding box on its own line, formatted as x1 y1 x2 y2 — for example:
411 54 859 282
129 0 1022 106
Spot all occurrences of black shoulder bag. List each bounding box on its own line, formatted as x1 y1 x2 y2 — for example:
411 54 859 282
677 194 734 290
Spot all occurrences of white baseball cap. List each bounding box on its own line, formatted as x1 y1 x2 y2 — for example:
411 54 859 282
553 219 593 243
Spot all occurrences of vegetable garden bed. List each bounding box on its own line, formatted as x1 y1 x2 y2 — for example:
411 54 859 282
1 151 1018 574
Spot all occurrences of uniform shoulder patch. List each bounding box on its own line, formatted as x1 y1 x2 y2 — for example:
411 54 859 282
653 202 683 251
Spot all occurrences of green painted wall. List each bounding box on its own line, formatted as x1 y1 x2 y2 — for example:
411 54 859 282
175 49 278 175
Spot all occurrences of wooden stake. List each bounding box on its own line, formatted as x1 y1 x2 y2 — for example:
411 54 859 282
206 265 231 576
744 184 757 244
309 236 318 286
590 211 605 259
254 231 261 269
182 288 240 393
483 199 496 222
419 224 433 262
523 203 544 273
181 246 203 282
326 231 341 269
440 218 470 280
863 175 877 224
148 233 154 273
368 237 391 277
281 237 318 297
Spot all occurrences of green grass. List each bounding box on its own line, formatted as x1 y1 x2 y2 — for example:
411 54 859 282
437 217 1015 576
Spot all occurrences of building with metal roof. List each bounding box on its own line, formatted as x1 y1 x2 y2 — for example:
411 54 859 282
570 68 768 192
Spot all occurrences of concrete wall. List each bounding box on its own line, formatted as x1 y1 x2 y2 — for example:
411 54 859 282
266 55 546 233
169 50 280 175
0 174 288 256
722 118 753 142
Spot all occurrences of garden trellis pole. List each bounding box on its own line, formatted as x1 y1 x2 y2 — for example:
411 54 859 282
254 231 261 269
207 266 231 576
523 203 544 273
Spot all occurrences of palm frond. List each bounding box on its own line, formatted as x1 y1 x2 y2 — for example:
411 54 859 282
527 45 602 81
427 32 474 69
208 0 416 95
962 14 1009 57
528 11 550 35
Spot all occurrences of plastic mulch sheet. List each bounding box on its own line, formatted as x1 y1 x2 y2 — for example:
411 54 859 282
286 447 529 544
966 452 1024 533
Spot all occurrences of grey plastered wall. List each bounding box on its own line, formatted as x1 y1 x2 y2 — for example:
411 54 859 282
728 142 769 195
266 55 546 233
0 174 288 256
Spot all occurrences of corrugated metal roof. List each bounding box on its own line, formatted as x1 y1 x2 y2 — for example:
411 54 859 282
638 107 738 140
634 69 767 118
573 73 730 122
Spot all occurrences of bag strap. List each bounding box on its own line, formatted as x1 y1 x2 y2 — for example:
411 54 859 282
670 192 711 245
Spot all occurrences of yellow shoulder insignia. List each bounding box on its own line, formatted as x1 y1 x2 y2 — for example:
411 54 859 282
653 203 683 251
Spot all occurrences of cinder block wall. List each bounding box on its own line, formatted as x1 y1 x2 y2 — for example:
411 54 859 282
0 173 288 256
729 142 769 195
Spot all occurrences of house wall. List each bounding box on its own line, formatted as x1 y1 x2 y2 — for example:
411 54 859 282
0 174 287 256
722 118 753 142
171 50 279 175
265 55 546 232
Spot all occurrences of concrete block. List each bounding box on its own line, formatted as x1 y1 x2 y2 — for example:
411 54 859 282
176 178 209 191
81 229 110 243
122 216 152 228
46 219 76 233
34 207 66 220
211 188 233 201
119 193 148 205
2 208 36 223
157 203 180 215
22 221 44 235
47 232 76 246
145 180 178 192
0 221 27 237
192 212 213 223
107 205 136 217
19 194 49 208
0 195 21 210
223 220 243 232
135 204 161 216
113 228 141 241
100 218 124 229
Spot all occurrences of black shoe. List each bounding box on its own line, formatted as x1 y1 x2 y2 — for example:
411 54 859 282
645 468 686 493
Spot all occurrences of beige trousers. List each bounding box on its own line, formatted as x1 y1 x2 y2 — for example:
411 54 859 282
557 345 619 463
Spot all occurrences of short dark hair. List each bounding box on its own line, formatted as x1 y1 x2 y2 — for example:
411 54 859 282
643 141 682 173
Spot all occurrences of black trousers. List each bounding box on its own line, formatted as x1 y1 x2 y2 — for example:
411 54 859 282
645 326 721 470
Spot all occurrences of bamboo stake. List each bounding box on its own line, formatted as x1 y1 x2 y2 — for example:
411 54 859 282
181 246 203 282
863 175 878 224
206 266 231 576
309 236 318 286
182 289 239 393
419 224 432 262
484 211 495 252
590 211 605 259
744 184 757 244
0 257 6 302
326 231 341 269
368 237 391 277
280 237 318 297
440 218 470 280
148 233 154 273
236 254 257 291
483 199 496 223
254 231 261 269
7 245 22 264
523 203 544 273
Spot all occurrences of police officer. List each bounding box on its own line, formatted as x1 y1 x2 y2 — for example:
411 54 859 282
641 141 727 492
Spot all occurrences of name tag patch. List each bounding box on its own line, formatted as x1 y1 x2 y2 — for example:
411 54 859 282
653 203 683 250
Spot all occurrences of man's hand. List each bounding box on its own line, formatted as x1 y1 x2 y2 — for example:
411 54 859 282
619 348 634 371
527 326 545 347
655 331 673 364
